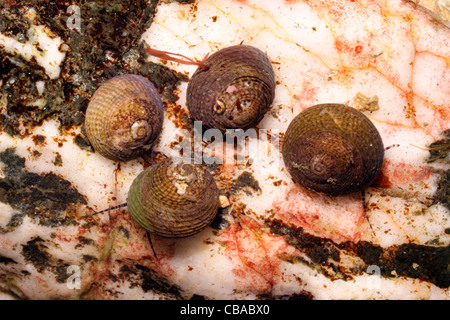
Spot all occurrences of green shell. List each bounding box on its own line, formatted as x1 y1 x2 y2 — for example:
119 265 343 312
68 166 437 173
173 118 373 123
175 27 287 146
186 45 275 131
84 74 163 161
127 158 219 238
282 104 384 196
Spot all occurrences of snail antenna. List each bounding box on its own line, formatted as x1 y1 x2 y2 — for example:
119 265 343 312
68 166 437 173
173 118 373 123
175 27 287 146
361 189 376 237
145 46 209 69
82 203 128 219
146 232 159 263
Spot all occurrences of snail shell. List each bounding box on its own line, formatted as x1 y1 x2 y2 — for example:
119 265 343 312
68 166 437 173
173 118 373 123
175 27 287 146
84 74 164 161
186 45 275 131
127 158 219 238
282 104 384 196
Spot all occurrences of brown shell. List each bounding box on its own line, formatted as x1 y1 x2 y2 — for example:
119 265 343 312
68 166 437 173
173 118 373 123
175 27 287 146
84 74 164 161
282 104 384 196
186 45 275 131
127 158 219 238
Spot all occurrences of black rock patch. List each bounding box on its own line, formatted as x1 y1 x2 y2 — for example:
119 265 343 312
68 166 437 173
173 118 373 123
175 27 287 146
268 219 450 288
0 148 87 231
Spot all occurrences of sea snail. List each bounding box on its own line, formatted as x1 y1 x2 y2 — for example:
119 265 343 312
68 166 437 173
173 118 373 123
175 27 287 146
84 74 164 161
186 45 276 132
127 158 220 238
282 104 384 196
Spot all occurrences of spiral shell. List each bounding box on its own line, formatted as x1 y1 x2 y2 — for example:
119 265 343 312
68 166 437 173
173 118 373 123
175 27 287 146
127 158 219 238
282 104 384 196
186 45 275 131
84 74 164 161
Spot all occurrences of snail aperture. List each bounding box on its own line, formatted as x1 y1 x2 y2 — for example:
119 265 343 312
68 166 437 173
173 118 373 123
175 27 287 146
127 158 219 238
186 45 276 131
282 104 384 196
84 74 164 161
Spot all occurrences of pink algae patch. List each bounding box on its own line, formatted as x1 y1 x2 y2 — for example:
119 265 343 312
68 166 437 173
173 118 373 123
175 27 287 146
217 215 298 294
298 80 319 104
335 38 374 68
374 159 433 189
272 186 365 243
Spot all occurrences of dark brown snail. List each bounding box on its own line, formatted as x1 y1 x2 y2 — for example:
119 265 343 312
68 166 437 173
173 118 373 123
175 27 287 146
84 74 164 161
186 45 276 131
282 104 384 196
127 158 219 238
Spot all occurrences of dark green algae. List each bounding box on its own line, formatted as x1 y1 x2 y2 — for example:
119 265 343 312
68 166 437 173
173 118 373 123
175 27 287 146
0 0 187 137
427 129 450 211
268 219 450 289
0 148 87 231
